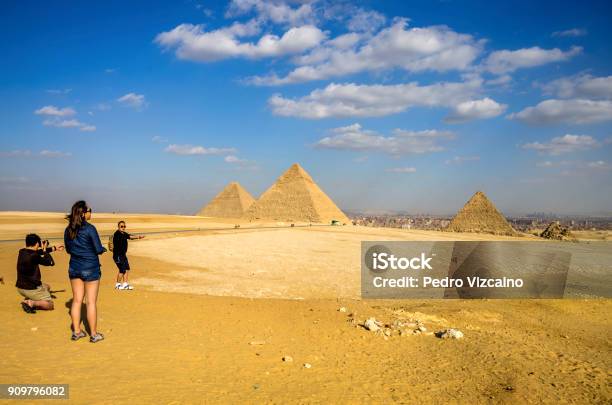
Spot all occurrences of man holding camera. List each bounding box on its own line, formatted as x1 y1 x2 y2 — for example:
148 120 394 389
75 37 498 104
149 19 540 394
16 233 64 313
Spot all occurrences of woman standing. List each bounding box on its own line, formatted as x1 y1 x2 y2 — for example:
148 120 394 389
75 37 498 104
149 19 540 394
64 200 106 343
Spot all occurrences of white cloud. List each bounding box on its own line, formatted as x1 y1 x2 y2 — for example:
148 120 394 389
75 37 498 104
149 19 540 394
0 149 71 158
79 124 96 132
251 19 483 85
483 46 582 74
314 123 454 156
536 159 610 173
586 160 610 170
224 155 246 163
486 74 512 86
151 135 169 143
39 150 72 158
34 105 76 117
226 0 315 26
196 4 214 17
224 154 259 170
0 150 32 157
444 97 507 123
539 74 612 99
105 68 117 73
34 105 94 131
445 156 480 165
117 93 147 110
155 21 325 62
521 134 598 155
43 119 81 128
552 28 587 38
508 99 612 125
346 9 386 32
164 144 237 156
42 118 96 132
386 167 416 173
269 79 483 119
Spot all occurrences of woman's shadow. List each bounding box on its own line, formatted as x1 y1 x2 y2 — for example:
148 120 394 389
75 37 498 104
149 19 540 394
64 299 91 335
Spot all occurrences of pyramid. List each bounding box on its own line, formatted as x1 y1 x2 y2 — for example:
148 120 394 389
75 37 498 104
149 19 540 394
446 191 516 236
540 221 572 240
197 182 255 218
243 163 350 224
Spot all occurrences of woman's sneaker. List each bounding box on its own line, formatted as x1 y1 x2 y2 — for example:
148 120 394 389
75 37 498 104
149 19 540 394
115 283 123 290
121 282 134 290
90 333 104 343
71 331 86 341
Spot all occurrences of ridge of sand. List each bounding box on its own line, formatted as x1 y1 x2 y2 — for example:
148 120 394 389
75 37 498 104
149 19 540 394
446 191 516 236
197 182 256 218
244 163 350 224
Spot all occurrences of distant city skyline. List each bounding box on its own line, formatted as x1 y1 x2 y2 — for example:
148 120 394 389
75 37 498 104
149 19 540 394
1 1 611 215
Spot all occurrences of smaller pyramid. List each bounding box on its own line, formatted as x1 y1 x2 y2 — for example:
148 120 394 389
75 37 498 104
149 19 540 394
197 182 255 218
243 163 349 224
446 191 516 236
540 221 572 240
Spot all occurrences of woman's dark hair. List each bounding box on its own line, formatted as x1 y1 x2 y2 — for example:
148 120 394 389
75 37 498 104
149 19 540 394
66 200 89 240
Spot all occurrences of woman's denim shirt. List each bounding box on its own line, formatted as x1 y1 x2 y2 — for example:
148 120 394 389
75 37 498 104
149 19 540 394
64 221 106 271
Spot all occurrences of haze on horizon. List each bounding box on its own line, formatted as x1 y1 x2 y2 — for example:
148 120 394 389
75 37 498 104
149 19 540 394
1 1 611 216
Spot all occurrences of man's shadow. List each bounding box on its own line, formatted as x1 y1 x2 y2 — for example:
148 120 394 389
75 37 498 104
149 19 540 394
64 299 91 335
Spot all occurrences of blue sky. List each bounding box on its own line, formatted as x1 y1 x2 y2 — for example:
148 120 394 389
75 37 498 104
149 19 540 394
1 0 611 215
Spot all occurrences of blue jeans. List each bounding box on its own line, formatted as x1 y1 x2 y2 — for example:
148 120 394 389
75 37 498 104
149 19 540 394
69 267 101 282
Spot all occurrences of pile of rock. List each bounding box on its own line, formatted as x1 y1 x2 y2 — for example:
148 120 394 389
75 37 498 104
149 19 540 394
344 309 464 340
540 221 573 240
435 329 464 339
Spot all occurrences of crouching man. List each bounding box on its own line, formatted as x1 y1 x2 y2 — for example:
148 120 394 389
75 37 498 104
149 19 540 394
16 233 64 313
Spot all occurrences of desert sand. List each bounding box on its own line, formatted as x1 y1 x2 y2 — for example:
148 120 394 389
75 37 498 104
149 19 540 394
0 212 610 404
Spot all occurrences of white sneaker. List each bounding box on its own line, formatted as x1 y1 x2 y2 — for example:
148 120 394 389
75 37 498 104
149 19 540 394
122 283 134 290
115 283 123 290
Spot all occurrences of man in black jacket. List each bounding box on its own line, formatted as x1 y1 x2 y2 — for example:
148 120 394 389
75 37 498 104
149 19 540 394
113 221 144 290
16 233 63 313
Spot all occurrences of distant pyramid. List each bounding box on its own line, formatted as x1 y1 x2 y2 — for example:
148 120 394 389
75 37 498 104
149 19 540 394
197 182 255 218
446 191 516 235
540 221 572 240
243 163 350 224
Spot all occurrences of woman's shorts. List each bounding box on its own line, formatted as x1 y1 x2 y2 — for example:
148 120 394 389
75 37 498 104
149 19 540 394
69 267 101 282
113 255 130 274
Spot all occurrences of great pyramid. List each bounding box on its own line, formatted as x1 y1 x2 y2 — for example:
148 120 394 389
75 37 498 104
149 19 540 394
197 182 255 218
446 191 516 235
243 163 350 224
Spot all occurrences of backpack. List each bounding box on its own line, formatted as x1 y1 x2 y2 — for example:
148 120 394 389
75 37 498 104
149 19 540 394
108 234 114 252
